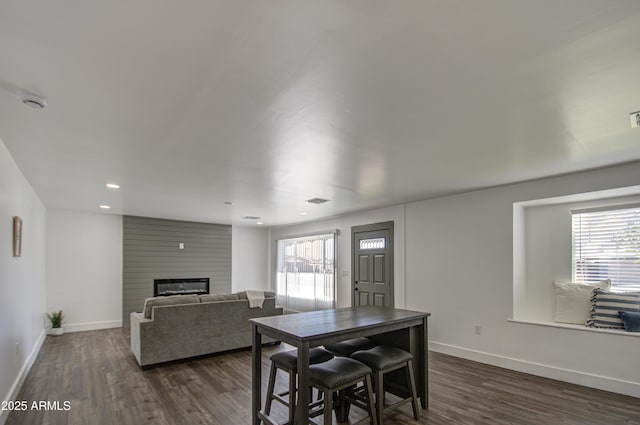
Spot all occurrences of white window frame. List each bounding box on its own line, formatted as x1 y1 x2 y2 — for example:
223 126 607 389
572 204 640 292
275 232 337 312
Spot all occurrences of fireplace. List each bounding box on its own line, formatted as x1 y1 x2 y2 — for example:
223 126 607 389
153 278 210 297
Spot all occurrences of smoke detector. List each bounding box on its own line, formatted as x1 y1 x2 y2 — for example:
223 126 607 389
21 94 47 109
631 111 640 129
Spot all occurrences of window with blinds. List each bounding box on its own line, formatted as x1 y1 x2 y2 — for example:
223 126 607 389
572 205 640 291
276 233 336 312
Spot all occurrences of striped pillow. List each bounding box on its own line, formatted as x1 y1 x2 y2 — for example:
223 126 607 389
587 290 640 329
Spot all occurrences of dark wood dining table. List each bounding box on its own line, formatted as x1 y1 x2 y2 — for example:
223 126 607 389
250 306 430 425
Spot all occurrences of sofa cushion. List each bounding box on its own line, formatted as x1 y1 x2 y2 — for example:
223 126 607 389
143 295 200 319
552 279 611 324
199 293 239 303
236 290 276 299
587 290 640 329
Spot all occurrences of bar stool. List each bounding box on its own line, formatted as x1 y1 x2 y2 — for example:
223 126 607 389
351 345 420 425
308 357 378 425
324 337 377 357
264 347 334 424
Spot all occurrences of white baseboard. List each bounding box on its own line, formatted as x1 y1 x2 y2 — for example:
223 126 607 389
429 341 640 398
61 320 122 333
0 330 46 425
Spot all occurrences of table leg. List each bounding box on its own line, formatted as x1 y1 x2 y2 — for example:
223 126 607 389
252 324 262 425
294 341 310 423
420 316 429 410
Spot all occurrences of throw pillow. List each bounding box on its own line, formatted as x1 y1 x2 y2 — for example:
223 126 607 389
552 279 611 324
619 311 640 332
587 290 640 329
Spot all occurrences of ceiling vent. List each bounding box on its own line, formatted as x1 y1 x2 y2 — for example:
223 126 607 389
242 216 261 220
306 197 330 204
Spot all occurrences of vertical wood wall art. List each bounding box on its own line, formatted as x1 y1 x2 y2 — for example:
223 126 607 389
13 216 22 257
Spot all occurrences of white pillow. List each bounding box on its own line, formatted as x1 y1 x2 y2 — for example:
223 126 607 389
552 279 611 324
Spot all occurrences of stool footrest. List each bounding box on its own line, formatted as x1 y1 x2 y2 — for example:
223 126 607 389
258 410 281 425
344 394 370 413
272 392 291 406
383 396 414 413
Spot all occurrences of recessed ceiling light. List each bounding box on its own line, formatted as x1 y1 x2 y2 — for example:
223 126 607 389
306 197 330 204
224 201 233 205
99 205 111 209
242 216 261 220
106 183 120 189
256 221 264 225
299 212 308 215
21 94 47 109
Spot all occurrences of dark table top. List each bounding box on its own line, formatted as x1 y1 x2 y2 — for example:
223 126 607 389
250 306 430 342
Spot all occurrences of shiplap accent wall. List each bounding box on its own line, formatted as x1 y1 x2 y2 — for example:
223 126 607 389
122 216 231 326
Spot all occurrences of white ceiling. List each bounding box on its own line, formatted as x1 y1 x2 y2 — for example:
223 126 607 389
1 1 640 226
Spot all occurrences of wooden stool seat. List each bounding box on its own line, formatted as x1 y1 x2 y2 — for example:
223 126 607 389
270 347 334 370
324 338 377 357
308 357 378 425
351 346 420 425
264 348 333 424
351 345 412 369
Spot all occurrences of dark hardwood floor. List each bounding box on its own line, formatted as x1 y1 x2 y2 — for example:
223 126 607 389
6 329 640 425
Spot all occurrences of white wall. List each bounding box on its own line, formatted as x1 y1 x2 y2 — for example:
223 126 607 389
46 210 123 332
0 140 46 424
232 225 270 292
405 161 640 397
268 161 640 397
518 192 640 322
269 204 406 308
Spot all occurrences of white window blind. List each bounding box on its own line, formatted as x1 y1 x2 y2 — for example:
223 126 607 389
276 233 336 312
572 206 640 291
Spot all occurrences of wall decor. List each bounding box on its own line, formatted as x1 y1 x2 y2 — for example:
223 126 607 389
13 216 22 257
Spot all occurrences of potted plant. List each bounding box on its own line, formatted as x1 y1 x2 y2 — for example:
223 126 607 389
47 310 64 336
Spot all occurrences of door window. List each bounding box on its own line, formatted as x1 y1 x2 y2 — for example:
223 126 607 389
359 237 386 250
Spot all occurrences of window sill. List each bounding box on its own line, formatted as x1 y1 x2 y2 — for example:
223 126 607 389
507 319 640 338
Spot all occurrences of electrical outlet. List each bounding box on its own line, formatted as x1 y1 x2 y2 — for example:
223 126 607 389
474 324 482 335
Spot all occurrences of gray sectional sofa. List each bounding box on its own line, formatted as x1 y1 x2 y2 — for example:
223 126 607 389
130 291 283 367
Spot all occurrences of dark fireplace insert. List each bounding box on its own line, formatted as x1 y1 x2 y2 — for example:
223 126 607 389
154 278 210 297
